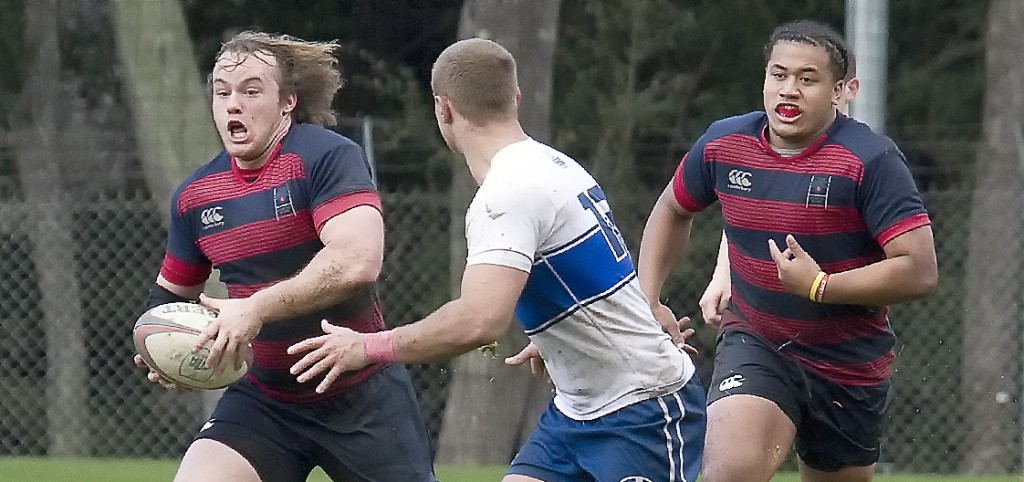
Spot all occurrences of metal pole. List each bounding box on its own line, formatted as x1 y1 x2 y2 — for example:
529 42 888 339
845 0 889 134
361 116 377 187
1015 121 1024 475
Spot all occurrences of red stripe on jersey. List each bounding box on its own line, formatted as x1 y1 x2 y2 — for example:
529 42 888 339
728 295 890 346
251 303 384 370
729 243 884 292
159 252 211 287
227 282 274 299
709 134 865 181
720 192 866 235
671 156 704 212
245 364 381 404
789 351 893 386
197 211 318 265
877 212 931 246
312 190 382 232
177 153 306 213
729 247 785 292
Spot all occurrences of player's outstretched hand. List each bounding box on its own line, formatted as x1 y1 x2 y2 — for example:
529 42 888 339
698 275 731 328
194 294 263 376
505 342 551 383
132 354 192 391
651 303 699 355
768 234 821 297
287 320 370 394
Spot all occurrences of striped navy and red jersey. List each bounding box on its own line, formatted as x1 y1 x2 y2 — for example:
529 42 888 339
673 112 931 387
159 123 385 404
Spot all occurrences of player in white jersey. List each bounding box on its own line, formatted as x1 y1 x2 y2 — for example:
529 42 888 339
286 38 706 482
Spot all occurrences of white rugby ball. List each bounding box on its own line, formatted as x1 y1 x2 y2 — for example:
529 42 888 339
133 302 252 390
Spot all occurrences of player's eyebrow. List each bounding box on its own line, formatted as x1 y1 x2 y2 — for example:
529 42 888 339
769 63 821 75
212 76 264 85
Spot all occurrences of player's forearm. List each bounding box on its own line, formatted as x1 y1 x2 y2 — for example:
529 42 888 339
390 298 512 364
248 243 381 323
713 231 731 279
637 192 695 304
820 254 937 305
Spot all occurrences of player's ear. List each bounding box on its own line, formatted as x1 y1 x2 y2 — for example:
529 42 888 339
845 78 860 103
282 93 297 116
434 95 453 124
514 90 522 107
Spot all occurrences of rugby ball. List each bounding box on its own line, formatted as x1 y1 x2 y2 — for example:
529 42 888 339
133 302 252 390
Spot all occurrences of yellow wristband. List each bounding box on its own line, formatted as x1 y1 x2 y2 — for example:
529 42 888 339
809 271 826 302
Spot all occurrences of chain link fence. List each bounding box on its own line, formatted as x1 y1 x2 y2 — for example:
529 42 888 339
0 164 1007 474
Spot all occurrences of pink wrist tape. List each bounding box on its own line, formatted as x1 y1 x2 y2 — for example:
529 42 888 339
363 330 396 363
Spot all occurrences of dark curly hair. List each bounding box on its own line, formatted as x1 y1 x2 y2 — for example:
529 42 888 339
764 20 850 82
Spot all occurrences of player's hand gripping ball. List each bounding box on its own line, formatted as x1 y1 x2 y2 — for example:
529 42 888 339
133 302 253 389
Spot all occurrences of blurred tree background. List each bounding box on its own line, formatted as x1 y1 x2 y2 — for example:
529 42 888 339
178 0 983 192
1 0 1016 475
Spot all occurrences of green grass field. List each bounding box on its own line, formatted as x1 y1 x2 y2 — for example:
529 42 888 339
1 457 1022 481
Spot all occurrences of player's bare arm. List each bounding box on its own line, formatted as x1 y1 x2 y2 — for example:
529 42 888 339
769 225 937 305
637 184 697 343
196 205 384 374
287 262 529 393
699 231 732 327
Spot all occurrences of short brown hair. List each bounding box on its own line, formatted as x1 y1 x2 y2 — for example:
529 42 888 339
214 31 342 127
430 38 519 124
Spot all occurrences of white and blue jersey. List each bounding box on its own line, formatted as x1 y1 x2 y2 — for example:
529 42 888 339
466 139 705 481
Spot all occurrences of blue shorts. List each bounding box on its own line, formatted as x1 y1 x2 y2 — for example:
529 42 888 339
195 364 436 482
508 375 706 482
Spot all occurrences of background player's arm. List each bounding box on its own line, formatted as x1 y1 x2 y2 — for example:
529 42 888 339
698 231 731 326
820 226 937 304
771 227 937 305
638 184 705 340
638 184 696 305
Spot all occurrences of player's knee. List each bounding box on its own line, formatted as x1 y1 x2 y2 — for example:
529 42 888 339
174 439 261 482
701 441 784 482
701 459 773 482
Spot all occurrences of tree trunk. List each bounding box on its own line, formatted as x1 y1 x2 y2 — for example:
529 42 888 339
439 0 562 465
110 0 225 416
110 0 221 206
11 0 88 456
961 0 1024 474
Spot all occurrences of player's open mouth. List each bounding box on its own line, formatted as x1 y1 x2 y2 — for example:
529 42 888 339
227 120 249 142
775 104 801 120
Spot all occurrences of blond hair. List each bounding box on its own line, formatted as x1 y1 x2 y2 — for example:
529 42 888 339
430 38 518 124
214 31 342 126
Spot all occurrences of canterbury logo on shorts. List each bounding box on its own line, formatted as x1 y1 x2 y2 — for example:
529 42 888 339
718 374 745 392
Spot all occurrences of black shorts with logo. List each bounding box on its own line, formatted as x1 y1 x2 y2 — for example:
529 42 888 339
195 364 437 482
707 329 891 472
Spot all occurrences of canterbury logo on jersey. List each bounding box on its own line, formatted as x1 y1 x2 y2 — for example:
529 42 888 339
727 169 752 191
200 207 224 229
718 374 745 391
